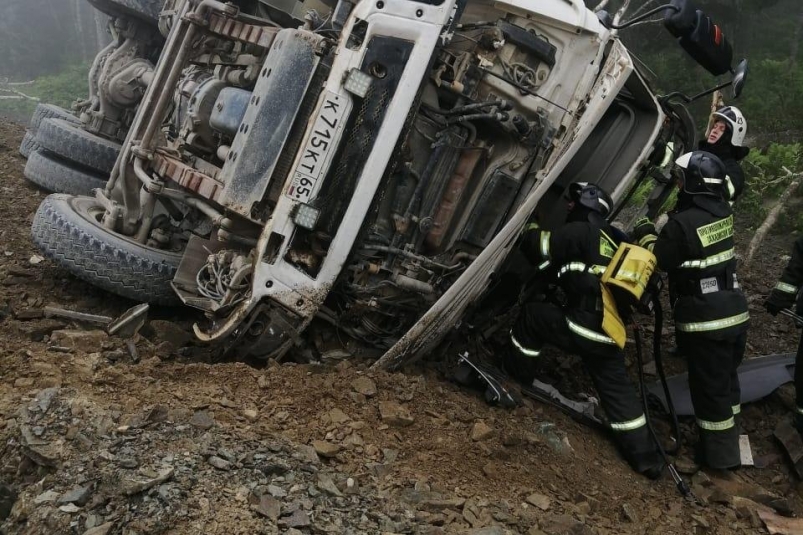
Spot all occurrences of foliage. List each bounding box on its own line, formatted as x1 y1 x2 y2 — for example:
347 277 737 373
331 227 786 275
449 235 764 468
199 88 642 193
0 63 90 122
738 59 803 135
745 143 803 192
737 143 803 231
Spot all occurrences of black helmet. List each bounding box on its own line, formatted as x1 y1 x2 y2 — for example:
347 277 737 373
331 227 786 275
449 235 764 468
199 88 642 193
567 182 613 217
675 151 727 197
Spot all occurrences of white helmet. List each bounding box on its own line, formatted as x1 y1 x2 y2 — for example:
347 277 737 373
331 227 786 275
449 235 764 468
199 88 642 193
712 106 747 147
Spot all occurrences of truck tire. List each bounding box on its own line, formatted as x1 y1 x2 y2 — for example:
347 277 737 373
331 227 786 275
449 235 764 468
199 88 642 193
36 118 121 175
24 150 108 196
86 0 164 23
29 103 79 132
31 194 182 305
19 131 40 159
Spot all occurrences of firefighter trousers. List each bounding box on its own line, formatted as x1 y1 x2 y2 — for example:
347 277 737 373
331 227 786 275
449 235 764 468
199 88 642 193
794 332 803 426
677 330 747 470
509 302 660 474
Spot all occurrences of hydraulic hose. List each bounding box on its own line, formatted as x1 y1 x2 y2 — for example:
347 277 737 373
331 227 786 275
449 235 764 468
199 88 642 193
634 322 695 501
652 298 682 456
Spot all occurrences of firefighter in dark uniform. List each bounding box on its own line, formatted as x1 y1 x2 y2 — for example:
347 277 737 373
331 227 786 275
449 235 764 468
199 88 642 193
699 106 749 204
764 237 803 433
508 182 664 479
633 151 749 470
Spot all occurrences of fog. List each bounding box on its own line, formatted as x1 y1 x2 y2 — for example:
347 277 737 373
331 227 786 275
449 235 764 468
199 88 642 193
0 0 108 81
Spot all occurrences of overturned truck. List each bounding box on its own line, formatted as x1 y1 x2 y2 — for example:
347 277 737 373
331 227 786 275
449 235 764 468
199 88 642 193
31 0 742 369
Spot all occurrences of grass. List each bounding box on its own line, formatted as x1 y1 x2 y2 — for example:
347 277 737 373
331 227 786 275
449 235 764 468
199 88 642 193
0 63 90 122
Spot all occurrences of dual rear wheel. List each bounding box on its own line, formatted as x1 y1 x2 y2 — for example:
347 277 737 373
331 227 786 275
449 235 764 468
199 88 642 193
32 195 183 305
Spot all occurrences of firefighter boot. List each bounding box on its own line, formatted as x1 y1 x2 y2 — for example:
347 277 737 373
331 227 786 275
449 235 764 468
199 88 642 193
616 427 665 480
695 427 741 470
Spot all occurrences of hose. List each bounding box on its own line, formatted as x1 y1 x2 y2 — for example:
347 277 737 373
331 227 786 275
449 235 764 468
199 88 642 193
445 111 509 124
634 320 695 502
421 99 511 116
652 298 682 456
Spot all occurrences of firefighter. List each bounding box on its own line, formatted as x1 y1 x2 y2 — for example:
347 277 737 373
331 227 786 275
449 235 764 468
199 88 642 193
699 106 749 204
633 151 749 470
764 237 803 434
508 182 664 479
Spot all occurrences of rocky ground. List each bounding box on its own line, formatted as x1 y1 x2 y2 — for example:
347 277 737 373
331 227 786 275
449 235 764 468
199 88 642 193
2 119 803 535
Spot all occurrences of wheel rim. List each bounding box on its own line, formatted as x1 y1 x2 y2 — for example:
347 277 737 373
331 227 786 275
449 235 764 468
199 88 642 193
69 196 185 258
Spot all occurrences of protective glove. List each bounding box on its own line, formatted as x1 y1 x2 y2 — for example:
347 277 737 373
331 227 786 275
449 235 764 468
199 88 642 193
631 217 657 248
764 288 796 316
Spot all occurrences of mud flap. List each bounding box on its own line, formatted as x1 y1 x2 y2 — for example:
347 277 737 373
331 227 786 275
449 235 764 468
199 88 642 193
647 353 796 416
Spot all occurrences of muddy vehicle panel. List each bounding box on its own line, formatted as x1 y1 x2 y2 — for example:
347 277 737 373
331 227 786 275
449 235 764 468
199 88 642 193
31 0 740 367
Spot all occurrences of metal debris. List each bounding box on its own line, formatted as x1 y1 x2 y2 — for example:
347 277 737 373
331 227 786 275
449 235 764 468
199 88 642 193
774 418 803 478
107 304 149 338
43 306 112 325
739 434 754 467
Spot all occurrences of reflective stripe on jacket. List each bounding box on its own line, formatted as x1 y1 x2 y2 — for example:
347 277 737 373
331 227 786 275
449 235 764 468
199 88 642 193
651 196 748 339
775 236 803 312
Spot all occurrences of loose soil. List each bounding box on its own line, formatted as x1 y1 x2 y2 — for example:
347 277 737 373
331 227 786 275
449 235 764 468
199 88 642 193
1 118 803 535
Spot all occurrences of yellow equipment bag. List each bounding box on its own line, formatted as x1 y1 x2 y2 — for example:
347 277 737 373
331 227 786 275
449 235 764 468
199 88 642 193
598 243 659 348
601 243 657 303
600 284 627 348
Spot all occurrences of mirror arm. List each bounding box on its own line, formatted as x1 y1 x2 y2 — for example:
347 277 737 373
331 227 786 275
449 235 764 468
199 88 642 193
606 4 679 29
687 79 733 102
659 79 733 106
659 91 692 104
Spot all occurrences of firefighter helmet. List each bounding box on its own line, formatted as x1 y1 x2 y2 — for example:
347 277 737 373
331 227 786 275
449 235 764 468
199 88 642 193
712 106 747 147
675 151 728 197
568 182 613 217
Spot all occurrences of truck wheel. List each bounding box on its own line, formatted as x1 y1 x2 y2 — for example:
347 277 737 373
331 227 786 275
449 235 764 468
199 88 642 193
85 0 164 23
31 194 182 306
24 151 108 196
29 103 79 132
36 118 121 175
19 131 40 159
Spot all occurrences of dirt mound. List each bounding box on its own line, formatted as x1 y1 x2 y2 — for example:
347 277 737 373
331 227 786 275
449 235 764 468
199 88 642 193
2 118 803 534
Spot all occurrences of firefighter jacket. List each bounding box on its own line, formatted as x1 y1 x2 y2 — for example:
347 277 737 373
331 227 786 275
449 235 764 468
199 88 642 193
649 195 749 339
698 140 748 203
520 218 620 344
767 236 803 312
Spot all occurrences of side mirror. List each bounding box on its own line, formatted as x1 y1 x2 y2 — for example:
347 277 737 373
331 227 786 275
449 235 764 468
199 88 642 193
663 0 698 38
678 10 733 76
602 1 739 80
731 59 748 98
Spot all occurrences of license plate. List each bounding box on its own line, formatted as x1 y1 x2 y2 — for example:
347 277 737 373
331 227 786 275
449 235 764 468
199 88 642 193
286 91 350 203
